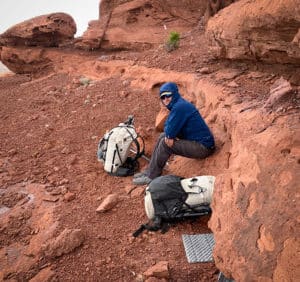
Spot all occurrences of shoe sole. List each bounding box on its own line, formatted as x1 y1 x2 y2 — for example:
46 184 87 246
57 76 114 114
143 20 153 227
133 172 147 178
133 178 152 185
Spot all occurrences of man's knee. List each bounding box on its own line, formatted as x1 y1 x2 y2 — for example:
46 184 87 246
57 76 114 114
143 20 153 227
159 137 174 154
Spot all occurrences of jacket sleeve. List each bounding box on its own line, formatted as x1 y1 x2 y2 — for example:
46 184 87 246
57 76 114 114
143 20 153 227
164 103 189 138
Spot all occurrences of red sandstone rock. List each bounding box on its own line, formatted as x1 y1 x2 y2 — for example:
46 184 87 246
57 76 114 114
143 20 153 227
63 192 76 202
0 46 52 74
264 77 293 109
0 13 76 47
74 20 104 50
143 261 169 279
77 0 208 51
204 0 237 23
206 0 300 64
208 110 299 281
155 107 169 132
0 13 76 73
29 267 55 282
41 228 85 258
96 194 119 212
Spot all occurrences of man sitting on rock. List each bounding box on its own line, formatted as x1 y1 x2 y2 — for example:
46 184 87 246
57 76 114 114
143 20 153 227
133 82 215 185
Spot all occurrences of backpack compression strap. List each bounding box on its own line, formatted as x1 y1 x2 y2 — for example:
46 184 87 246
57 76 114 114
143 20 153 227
110 144 123 174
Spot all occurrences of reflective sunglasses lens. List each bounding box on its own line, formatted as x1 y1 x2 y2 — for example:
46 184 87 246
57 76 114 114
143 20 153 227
160 94 172 100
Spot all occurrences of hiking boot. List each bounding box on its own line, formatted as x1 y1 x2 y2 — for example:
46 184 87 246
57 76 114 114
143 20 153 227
133 175 152 185
133 171 148 178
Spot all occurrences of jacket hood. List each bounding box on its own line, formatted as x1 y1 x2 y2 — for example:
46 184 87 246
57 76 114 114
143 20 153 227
159 82 180 110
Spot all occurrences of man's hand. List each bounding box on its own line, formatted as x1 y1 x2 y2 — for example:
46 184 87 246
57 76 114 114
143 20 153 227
164 137 174 147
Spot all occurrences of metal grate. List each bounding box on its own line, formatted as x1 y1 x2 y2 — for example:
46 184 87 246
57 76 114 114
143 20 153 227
182 233 215 263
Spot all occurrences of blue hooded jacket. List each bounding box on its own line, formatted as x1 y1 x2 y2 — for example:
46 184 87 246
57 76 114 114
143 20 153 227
159 82 215 148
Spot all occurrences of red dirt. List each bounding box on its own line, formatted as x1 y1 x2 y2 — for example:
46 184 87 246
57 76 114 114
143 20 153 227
0 27 298 281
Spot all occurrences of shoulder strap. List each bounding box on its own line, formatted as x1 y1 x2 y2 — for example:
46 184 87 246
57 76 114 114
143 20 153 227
120 125 145 161
132 134 145 160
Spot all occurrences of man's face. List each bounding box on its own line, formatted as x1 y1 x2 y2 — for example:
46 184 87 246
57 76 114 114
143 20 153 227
160 93 173 106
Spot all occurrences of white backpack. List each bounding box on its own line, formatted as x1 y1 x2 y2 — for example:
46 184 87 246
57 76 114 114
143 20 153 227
97 116 144 176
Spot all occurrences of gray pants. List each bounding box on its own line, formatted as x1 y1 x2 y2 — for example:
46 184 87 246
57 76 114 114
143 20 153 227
146 133 215 179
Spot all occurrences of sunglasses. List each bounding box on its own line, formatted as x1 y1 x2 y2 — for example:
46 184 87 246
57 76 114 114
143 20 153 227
160 93 173 100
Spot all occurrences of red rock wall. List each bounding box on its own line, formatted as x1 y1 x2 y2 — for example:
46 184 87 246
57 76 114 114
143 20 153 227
206 0 300 64
179 79 300 282
208 109 299 281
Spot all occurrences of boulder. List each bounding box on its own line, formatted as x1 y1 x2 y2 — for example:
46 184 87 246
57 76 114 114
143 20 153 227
0 13 76 47
0 13 76 73
206 0 300 64
0 46 52 74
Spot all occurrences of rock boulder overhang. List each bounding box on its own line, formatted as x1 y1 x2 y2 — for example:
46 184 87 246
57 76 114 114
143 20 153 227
206 0 300 64
0 12 76 48
0 12 77 73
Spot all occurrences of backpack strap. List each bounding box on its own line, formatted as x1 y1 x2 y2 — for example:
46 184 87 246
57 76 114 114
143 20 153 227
110 144 124 174
132 217 170 237
132 134 145 160
178 203 211 218
97 130 113 161
119 125 145 161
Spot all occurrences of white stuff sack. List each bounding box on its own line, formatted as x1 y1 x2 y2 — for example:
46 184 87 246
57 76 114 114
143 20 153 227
145 175 215 220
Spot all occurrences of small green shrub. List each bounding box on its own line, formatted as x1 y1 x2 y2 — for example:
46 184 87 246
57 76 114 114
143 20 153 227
165 31 180 52
79 76 91 86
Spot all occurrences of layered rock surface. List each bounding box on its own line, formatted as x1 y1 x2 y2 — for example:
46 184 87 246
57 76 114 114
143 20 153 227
98 0 207 50
206 0 300 64
0 47 52 74
0 13 76 47
207 96 299 281
76 0 235 50
0 13 76 74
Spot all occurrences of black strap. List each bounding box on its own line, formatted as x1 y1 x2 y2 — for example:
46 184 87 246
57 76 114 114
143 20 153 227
115 143 123 164
121 126 145 161
132 224 147 237
132 220 171 237
132 223 160 237
177 203 211 219
132 216 168 237
110 149 117 173
135 134 145 159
